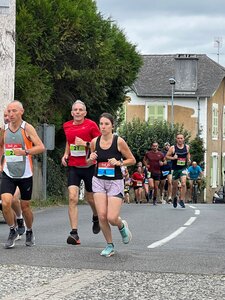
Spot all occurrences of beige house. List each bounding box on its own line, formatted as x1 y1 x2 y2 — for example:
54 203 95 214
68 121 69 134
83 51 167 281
125 54 225 202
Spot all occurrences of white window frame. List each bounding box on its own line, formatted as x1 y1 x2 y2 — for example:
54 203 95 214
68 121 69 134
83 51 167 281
223 106 225 140
145 101 167 124
211 152 218 188
212 103 218 140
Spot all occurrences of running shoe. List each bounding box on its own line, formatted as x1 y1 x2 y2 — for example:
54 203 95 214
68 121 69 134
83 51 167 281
67 232 81 245
4 228 18 249
25 230 35 246
100 244 115 257
179 200 185 208
119 220 132 244
173 196 178 208
17 218 25 236
92 216 100 234
153 197 157 205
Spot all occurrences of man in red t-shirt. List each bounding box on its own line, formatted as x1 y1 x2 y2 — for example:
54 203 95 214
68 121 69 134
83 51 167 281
61 100 101 245
143 142 165 205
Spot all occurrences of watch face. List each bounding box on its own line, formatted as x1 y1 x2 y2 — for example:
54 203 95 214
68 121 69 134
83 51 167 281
86 142 90 147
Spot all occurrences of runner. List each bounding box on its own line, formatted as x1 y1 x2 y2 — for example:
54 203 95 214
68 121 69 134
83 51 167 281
0 109 25 237
159 142 172 204
143 142 165 205
123 167 131 204
0 100 45 248
131 165 145 204
87 112 136 257
166 133 191 208
61 100 101 246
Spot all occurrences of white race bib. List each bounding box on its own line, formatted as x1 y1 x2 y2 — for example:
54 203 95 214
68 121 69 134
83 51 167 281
5 143 23 162
70 144 86 157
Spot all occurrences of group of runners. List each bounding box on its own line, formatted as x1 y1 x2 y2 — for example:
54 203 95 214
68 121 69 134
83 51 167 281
124 137 203 208
0 99 203 258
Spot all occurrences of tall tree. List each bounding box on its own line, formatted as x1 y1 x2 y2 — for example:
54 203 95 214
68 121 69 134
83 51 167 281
15 0 142 129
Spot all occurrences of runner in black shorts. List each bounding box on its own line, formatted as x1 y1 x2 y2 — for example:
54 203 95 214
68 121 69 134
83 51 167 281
61 100 101 246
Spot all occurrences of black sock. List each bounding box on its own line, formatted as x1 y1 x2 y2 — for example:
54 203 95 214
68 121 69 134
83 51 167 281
93 215 98 221
71 229 77 234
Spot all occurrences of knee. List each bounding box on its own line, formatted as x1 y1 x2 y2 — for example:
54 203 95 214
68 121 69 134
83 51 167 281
69 194 78 205
107 216 118 226
98 213 107 224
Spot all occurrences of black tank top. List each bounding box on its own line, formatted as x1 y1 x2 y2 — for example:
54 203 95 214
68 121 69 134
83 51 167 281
172 144 188 170
95 135 123 180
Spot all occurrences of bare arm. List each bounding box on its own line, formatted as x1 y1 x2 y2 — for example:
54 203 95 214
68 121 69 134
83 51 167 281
166 146 177 161
13 123 45 156
61 141 70 166
116 137 136 167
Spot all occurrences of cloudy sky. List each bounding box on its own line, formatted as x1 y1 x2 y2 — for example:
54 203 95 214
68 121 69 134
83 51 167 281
95 0 225 67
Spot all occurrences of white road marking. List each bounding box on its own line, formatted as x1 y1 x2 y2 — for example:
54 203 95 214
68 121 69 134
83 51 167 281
148 227 186 248
184 217 197 226
2 269 110 300
148 205 201 249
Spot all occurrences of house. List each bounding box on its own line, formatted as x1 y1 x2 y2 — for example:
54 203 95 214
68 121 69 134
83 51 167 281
125 54 225 202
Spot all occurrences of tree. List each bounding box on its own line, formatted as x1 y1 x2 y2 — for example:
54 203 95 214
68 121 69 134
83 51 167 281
189 136 205 169
15 0 142 129
118 119 191 163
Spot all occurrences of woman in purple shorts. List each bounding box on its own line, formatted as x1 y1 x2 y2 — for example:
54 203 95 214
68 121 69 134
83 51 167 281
87 113 136 257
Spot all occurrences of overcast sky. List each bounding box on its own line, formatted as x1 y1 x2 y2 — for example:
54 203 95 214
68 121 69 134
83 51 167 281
95 0 225 67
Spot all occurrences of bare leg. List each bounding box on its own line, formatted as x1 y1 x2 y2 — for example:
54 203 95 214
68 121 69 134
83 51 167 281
68 185 79 229
20 200 33 229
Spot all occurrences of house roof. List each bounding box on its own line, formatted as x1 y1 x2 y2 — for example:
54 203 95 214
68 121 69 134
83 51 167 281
133 54 225 98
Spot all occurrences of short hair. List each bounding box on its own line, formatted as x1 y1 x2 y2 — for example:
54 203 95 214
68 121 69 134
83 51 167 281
72 100 86 111
99 112 114 127
9 100 24 110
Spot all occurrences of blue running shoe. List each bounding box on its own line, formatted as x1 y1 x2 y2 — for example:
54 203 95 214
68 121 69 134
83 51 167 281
100 244 115 257
179 200 185 208
173 196 178 208
119 220 132 244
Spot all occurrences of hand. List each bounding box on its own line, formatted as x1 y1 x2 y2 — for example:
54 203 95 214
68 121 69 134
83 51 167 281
173 154 178 160
89 151 98 161
159 161 164 166
108 158 120 166
61 155 69 166
13 148 25 156
75 137 85 146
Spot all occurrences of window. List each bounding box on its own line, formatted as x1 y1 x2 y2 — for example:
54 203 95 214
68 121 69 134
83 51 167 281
146 104 166 125
210 153 218 188
212 103 218 140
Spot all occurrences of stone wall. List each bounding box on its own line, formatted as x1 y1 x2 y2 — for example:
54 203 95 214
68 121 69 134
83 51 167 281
0 0 15 118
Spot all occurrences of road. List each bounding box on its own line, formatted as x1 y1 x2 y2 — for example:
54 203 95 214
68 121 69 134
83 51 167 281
0 203 225 299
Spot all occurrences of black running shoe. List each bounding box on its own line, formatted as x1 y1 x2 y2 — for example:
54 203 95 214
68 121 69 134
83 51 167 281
92 216 100 234
25 230 35 246
17 218 25 236
67 232 81 245
179 200 185 208
4 228 18 249
173 196 178 208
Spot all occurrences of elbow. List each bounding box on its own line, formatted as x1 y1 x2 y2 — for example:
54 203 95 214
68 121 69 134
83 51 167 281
132 157 136 165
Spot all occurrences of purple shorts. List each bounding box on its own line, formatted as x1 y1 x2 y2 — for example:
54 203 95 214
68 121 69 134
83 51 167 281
92 176 124 199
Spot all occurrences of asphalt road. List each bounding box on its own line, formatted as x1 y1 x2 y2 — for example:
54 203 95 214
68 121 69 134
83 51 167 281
0 203 225 299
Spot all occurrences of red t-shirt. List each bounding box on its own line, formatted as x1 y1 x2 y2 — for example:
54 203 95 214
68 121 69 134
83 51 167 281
144 150 164 174
132 172 144 187
63 118 100 167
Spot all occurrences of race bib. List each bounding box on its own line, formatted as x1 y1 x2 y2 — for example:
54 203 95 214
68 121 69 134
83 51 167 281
97 162 115 177
177 158 186 166
137 181 143 187
70 144 86 157
5 143 23 162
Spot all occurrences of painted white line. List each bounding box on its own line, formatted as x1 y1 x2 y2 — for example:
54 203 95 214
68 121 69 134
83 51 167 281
189 205 197 209
184 216 197 226
195 210 200 215
147 227 186 248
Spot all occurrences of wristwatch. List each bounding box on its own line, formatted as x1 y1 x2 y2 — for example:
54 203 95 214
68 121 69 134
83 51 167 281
86 142 90 148
25 149 30 156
